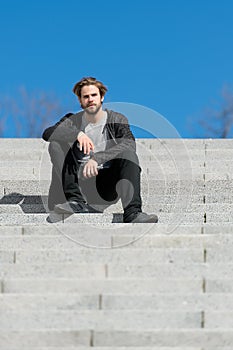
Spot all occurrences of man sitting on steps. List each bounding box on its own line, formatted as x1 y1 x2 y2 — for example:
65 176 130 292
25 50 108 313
42 76 158 223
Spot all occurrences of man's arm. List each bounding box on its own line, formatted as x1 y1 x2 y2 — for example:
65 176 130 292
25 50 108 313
42 112 83 143
77 131 95 154
82 158 99 178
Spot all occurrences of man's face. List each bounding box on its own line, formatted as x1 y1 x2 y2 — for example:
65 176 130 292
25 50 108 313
79 85 104 114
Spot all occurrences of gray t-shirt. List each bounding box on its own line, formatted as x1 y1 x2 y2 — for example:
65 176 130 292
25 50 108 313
81 111 108 153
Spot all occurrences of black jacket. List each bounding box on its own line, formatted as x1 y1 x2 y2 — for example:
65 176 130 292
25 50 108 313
42 109 136 165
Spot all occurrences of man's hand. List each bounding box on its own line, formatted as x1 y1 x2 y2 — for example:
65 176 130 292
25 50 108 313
83 159 98 178
77 132 94 155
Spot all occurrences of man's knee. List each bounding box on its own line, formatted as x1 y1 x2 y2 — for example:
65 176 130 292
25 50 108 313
48 141 72 172
48 141 63 156
116 150 140 167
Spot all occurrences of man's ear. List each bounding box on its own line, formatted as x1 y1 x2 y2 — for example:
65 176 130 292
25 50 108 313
101 96 104 103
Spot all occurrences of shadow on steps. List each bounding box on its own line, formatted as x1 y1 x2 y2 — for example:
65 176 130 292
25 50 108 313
0 192 48 213
0 192 124 223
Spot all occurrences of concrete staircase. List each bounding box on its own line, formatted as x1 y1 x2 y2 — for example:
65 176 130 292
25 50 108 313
1 138 233 349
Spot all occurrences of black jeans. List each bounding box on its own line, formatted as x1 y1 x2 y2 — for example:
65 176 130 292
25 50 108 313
48 141 142 218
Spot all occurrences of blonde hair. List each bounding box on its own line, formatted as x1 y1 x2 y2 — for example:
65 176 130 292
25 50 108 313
73 77 108 98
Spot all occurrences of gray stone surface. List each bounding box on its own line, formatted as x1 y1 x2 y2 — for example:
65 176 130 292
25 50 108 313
14 247 204 264
0 150 44 161
0 294 99 311
1 138 233 348
0 310 201 330
3 278 202 294
0 226 22 235
204 223 233 234
101 293 233 311
21 222 204 235
0 348 204 350
0 263 106 279
206 279 233 293
0 250 14 263
0 330 90 347
0 234 209 250
93 330 233 347
205 149 233 160
204 138 233 148
111 233 220 248
108 263 205 280
2 211 208 225
205 312 233 328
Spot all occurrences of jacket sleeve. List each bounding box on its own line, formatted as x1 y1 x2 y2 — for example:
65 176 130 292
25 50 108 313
42 113 81 143
93 113 137 165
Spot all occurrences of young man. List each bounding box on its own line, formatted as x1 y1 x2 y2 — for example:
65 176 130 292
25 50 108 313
42 77 158 223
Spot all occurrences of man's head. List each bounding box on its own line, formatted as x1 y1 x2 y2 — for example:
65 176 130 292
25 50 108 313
73 77 108 100
73 77 108 114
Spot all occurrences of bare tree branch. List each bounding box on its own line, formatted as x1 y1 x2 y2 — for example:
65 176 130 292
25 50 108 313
191 84 233 138
0 87 65 137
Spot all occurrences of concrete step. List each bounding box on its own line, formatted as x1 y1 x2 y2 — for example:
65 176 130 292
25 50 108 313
0 347 205 350
0 158 208 167
0 151 232 168
0 193 198 207
0 330 90 347
0 169 205 182
0 181 229 198
2 177 233 194
0 212 207 225
0 149 206 164
0 137 232 148
77 329 233 347
0 263 106 279
1 329 232 348
0 137 206 148
0 170 206 182
18 222 233 234
99 293 233 311
1 263 233 280
0 310 202 330
1 138 233 348
0 222 204 235
1 232 233 250
205 193 233 203
1 293 233 311
0 210 232 225
8 247 204 264
0 345 206 350
2 167 233 181
1 179 207 196
103 233 233 249
2 202 233 215
0 293 99 311
0 145 207 155
1 278 202 294
107 264 226 280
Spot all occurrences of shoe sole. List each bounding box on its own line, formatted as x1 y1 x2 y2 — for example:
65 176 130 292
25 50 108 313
54 204 103 215
124 215 158 223
132 218 158 224
54 205 74 214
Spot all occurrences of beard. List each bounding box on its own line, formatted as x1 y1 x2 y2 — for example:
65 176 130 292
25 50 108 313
82 102 102 115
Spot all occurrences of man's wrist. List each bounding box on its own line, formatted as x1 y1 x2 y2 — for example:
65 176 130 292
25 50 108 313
90 154 98 163
77 131 85 139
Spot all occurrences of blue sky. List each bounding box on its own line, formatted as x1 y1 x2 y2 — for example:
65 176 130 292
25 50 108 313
1 0 233 137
